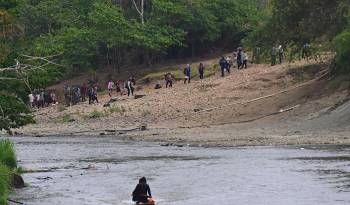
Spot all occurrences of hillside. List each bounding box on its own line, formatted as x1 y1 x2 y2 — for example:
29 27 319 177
17 57 350 146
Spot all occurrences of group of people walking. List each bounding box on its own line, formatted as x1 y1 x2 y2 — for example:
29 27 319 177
270 45 285 66
28 89 57 109
107 77 136 98
63 84 99 106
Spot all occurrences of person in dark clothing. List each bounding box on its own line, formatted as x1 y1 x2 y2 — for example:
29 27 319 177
198 63 205 79
88 86 94 104
219 57 227 77
132 177 152 204
237 48 243 69
164 73 173 88
126 78 135 96
81 84 87 102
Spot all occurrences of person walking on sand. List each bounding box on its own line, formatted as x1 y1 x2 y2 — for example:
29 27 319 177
198 63 205 80
237 48 243 69
271 45 278 66
126 78 135 96
278 45 284 64
107 80 114 97
184 64 191 84
242 51 249 69
28 93 34 109
164 72 173 88
81 83 87 102
219 56 227 77
93 85 99 103
225 56 232 73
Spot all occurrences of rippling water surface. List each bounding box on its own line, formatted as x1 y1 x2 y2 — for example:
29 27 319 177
6 136 350 205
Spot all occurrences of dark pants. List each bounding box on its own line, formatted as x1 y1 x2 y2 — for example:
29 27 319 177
81 93 86 102
127 87 134 96
133 196 148 203
184 76 190 84
221 67 225 77
271 55 276 66
279 53 283 64
88 95 92 104
237 60 242 69
199 72 204 79
243 60 248 69
166 80 172 88
89 95 98 104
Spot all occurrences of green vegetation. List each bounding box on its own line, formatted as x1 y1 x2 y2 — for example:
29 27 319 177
86 109 105 119
0 139 17 169
60 113 74 123
0 0 264 131
0 94 35 133
1 0 350 132
108 106 126 115
245 0 350 73
0 139 19 205
333 28 350 74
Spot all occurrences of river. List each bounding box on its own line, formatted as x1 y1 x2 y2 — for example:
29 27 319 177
5 136 350 205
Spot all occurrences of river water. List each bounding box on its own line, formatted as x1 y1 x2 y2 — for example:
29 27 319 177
6 136 350 205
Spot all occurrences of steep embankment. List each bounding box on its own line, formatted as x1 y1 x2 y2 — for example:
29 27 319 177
17 57 350 146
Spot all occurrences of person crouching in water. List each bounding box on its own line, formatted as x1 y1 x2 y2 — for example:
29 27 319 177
132 177 152 204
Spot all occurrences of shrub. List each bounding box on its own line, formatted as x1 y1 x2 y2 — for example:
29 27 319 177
0 164 10 205
60 113 74 123
0 139 17 169
0 94 35 131
108 106 126 114
87 109 104 119
333 29 350 74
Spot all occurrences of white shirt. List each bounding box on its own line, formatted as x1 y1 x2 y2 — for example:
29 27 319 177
29 94 34 103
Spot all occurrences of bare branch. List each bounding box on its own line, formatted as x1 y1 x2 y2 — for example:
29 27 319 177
131 0 144 24
0 77 24 81
21 54 65 67
0 104 4 118
131 0 142 15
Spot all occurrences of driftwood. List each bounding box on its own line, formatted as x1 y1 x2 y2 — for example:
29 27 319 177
178 104 301 129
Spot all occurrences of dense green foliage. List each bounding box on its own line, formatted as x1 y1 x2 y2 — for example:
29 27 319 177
0 0 263 130
0 139 17 169
0 94 34 132
0 164 10 205
0 139 18 205
245 0 350 68
333 27 350 74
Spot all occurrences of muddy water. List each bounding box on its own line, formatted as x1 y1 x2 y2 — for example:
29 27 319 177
7 136 350 205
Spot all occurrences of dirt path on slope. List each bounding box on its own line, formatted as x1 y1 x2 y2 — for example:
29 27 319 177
15 59 350 147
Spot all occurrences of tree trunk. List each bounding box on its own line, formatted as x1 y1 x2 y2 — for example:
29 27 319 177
191 40 196 58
